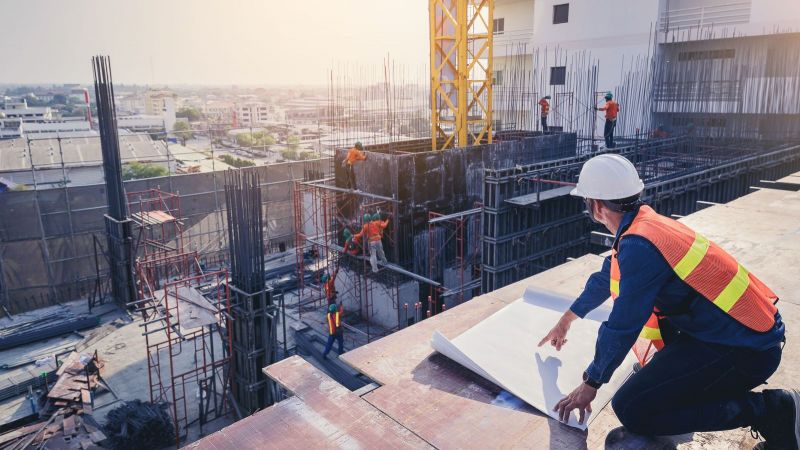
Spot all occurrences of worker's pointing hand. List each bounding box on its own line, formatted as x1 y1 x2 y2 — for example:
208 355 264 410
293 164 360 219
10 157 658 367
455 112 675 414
538 310 576 351
538 322 569 350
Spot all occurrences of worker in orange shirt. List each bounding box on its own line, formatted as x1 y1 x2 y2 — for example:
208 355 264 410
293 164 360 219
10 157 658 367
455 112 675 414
538 95 551 132
322 303 344 358
344 141 367 190
595 92 620 148
321 267 338 305
342 228 362 256
355 212 390 273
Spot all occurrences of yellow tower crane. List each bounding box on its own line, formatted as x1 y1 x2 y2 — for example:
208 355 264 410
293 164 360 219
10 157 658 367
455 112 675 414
429 0 494 150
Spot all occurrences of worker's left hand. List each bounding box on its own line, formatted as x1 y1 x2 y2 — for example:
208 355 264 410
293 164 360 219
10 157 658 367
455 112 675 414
554 382 597 424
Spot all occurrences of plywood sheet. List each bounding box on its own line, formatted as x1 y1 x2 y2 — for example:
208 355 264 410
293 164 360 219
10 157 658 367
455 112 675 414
433 286 635 430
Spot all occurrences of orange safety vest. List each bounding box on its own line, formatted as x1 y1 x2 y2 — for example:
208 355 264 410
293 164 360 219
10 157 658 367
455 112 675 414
610 205 778 366
366 219 388 242
601 100 619 120
327 310 341 335
346 147 367 166
538 99 550 117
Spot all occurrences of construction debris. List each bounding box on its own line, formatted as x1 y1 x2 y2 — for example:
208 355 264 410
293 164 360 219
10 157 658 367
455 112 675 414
0 316 100 352
0 407 107 450
102 400 173 450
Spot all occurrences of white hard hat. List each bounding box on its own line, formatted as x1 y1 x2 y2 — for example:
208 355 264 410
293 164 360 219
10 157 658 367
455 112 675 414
571 154 644 200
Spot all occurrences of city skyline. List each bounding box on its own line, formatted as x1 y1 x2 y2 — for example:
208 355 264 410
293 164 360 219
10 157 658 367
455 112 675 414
0 0 430 86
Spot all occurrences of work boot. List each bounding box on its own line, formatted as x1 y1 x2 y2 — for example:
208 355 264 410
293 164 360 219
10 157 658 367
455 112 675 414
752 389 800 450
604 427 674 450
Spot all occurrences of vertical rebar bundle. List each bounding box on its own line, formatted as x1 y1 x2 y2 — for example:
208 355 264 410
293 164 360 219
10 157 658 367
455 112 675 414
224 168 265 293
224 168 279 413
93 55 136 305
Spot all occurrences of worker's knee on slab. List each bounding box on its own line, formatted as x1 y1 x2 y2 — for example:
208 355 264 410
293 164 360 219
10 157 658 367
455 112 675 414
611 391 653 435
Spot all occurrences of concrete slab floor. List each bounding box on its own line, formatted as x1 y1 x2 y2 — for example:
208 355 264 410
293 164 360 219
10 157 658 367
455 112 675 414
0 297 237 448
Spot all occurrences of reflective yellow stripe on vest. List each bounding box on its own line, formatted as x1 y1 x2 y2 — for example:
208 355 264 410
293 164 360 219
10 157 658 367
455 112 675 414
714 264 750 312
674 233 710 280
610 279 620 297
639 326 662 341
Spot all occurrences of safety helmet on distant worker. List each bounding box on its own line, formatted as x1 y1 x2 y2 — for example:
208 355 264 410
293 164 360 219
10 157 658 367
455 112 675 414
355 141 364 150
371 213 381 221
363 213 371 223
329 304 338 313
321 273 329 283
571 154 643 200
343 228 352 239
543 95 551 100
604 92 613 100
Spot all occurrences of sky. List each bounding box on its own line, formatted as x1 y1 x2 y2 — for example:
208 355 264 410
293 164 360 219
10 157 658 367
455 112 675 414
0 0 430 86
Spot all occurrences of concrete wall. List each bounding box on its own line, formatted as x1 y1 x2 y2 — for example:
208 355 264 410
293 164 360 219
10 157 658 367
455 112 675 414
0 158 331 313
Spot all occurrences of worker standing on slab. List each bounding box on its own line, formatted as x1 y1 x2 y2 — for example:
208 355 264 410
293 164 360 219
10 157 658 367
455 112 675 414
322 303 344 358
595 92 619 148
539 154 795 448
344 141 367 190
539 95 551 132
355 212 390 273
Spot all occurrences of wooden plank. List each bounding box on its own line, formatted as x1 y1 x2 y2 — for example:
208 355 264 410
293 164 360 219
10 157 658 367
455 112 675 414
62 414 75 437
259 356 432 449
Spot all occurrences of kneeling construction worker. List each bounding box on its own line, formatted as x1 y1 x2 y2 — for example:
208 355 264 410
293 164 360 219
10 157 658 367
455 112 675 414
342 228 362 256
539 154 795 448
344 141 367 190
323 303 344 358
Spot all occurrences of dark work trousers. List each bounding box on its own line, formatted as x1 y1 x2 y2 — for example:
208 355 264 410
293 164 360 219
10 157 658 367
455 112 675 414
611 332 782 436
541 116 548 132
323 332 344 357
346 164 356 190
604 119 617 148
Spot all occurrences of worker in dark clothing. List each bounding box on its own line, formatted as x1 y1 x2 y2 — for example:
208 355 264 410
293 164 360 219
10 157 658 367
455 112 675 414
322 303 344 358
344 141 367 190
595 92 619 148
539 154 796 448
321 268 338 305
539 95 551 132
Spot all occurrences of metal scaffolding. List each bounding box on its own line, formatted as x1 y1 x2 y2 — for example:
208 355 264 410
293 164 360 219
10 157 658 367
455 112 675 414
292 179 434 343
126 188 234 448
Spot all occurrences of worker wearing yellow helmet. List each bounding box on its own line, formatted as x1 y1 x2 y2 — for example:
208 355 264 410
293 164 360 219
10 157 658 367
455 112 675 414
539 154 792 447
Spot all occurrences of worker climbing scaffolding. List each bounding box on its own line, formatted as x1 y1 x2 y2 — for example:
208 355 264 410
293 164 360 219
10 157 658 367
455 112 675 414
342 228 362 256
321 267 339 305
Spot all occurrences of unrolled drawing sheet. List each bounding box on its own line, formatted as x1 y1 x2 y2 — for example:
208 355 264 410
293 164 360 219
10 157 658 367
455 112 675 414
431 286 636 430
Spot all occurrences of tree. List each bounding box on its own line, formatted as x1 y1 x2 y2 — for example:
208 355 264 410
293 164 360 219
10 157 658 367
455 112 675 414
235 131 275 150
122 162 169 180
287 135 300 152
173 121 194 144
219 154 256 168
176 107 203 122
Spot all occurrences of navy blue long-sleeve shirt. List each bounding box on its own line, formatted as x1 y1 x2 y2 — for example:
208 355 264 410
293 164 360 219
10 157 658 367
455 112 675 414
571 206 785 384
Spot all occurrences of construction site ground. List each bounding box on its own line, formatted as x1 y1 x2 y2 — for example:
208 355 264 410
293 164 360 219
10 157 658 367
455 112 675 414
191 172 800 449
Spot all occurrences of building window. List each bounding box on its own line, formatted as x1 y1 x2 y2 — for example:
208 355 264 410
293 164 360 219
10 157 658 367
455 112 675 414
550 66 566 85
553 4 569 24
677 49 735 61
493 70 503 86
493 18 505 34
